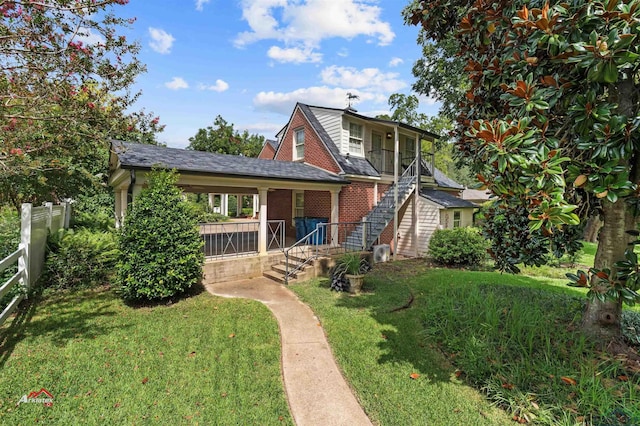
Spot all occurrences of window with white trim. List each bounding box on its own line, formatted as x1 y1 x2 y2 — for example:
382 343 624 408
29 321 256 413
294 128 305 160
453 210 461 228
349 122 363 155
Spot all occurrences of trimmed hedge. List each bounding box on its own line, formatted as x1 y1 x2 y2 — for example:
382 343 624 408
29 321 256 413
117 169 203 302
428 227 487 267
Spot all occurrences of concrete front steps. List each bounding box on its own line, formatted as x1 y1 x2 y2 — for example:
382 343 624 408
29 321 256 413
263 248 340 284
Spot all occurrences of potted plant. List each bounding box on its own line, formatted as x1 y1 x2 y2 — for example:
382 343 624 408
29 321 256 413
335 252 367 294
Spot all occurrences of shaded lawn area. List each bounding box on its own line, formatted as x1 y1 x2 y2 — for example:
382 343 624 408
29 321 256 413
0 285 293 425
291 260 640 425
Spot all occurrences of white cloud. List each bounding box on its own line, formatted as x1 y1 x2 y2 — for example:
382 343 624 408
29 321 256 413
195 0 211 11
75 27 104 46
165 77 189 90
417 93 438 106
198 79 230 92
149 27 175 54
320 65 407 92
337 48 349 58
389 57 404 67
253 86 383 115
267 46 322 64
234 0 394 49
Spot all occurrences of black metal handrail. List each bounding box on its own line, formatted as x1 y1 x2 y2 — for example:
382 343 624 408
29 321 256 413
284 221 369 284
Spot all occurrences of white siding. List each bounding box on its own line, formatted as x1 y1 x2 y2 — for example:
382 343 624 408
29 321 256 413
310 107 342 149
397 196 441 257
441 209 474 229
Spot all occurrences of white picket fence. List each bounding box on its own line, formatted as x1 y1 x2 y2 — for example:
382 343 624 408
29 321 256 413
0 202 70 326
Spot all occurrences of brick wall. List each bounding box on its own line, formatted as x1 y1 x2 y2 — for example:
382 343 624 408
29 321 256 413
258 143 276 159
338 181 375 223
377 183 391 204
267 189 294 237
275 108 341 174
304 190 331 219
378 197 410 249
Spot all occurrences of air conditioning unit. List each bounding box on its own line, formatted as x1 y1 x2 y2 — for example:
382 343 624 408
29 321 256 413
372 244 390 263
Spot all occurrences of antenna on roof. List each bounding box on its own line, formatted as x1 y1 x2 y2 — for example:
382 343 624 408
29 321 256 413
346 92 359 109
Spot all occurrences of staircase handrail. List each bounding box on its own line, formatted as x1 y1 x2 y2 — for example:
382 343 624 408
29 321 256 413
284 227 320 284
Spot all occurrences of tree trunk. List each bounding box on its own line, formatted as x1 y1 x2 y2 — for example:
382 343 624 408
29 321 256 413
580 76 639 342
581 200 627 341
582 215 602 243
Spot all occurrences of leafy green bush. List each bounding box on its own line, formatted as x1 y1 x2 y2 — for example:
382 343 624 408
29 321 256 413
117 169 203 302
44 228 118 289
186 201 229 223
621 310 640 346
428 227 487 267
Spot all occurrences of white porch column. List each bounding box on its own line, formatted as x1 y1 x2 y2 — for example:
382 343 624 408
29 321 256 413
221 194 229 216
208 193 215 210
330 189 341 246
120 189 129 223
373 181 378 205
253 194 259 217
236 194 242 217
258 188 268 256
114 189 123 228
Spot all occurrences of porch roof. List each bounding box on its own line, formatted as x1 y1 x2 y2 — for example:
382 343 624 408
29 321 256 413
421 189 478 208
111 141 349 185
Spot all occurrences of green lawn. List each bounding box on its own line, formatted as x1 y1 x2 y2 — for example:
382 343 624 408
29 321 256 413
290 260 640 425
0 285 293 425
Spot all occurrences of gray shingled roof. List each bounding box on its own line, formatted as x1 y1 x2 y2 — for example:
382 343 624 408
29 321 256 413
422 160 464 190
298 103 380 178
112 141 348 184
421 189 477 208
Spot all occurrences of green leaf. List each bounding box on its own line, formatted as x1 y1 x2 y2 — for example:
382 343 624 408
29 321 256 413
603 61 618 83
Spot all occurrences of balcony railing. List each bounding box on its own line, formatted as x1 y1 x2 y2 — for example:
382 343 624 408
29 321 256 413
201 220 285 259
367 149 434 176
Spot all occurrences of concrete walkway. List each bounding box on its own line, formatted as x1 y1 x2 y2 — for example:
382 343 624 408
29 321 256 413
205 277 373 426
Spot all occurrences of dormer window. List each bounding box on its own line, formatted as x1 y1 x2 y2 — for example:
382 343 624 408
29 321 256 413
294 128 304 160
349 122 363 155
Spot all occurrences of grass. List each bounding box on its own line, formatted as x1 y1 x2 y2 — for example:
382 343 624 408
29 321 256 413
0 285 293 425
290 260 640 425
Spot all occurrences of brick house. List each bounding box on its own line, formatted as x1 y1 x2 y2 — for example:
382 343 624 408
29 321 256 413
109 102 476 269
257 103 477 257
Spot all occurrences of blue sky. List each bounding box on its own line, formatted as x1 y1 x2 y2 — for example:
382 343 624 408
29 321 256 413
116 0 438 148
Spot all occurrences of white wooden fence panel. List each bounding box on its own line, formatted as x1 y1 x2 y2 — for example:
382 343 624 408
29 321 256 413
1 202 69 326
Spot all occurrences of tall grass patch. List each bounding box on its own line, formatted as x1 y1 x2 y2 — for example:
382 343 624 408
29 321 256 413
422 282 640 424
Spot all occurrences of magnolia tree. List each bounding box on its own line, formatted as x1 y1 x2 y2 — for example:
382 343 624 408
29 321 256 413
407 0 640 342
0 0 146 208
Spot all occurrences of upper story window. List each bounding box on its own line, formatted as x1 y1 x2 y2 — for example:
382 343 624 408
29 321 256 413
294 128 304 160
349 122 363 155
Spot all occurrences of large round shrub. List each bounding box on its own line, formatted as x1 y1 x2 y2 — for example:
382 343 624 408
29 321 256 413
428 227 487 267
117 169 203 302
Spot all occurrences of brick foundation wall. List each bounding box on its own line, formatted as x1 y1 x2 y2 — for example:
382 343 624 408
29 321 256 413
275 108 341 174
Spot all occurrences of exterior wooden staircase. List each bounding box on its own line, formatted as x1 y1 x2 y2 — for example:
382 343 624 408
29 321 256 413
344 159 417 250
